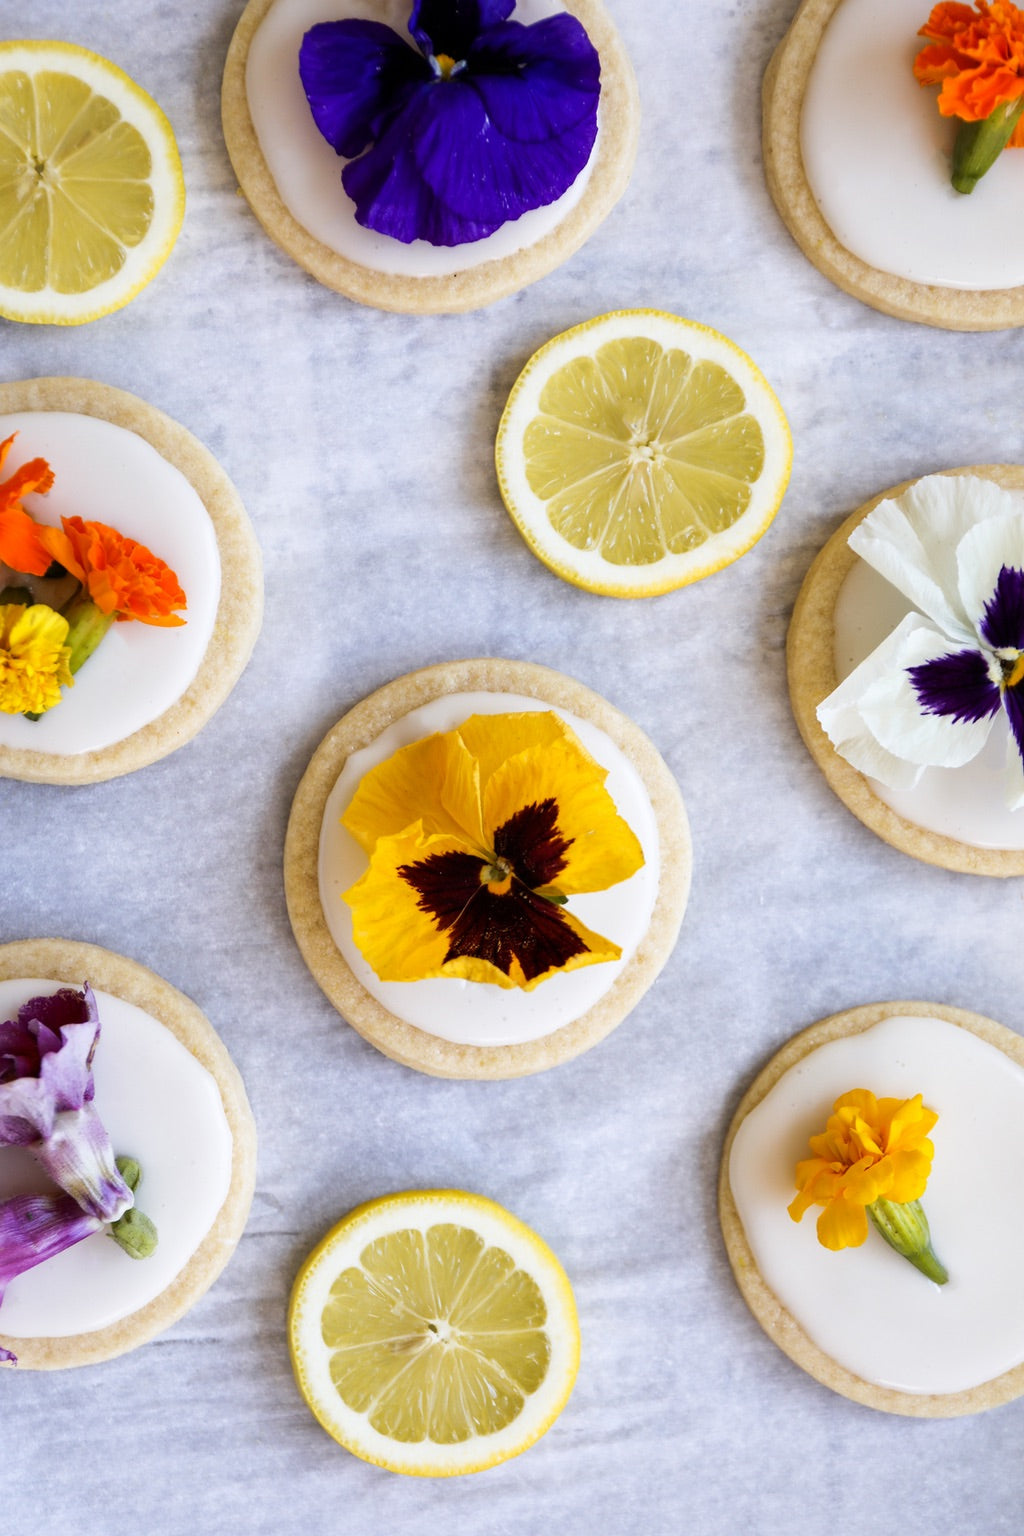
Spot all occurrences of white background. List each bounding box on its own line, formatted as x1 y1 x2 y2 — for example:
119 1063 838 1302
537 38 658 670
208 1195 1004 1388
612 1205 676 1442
5 2 1024 1531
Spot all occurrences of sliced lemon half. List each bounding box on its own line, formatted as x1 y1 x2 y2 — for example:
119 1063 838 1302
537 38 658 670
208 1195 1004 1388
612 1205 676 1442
0 41 184 324
288 1190 580 1477
496 309 793 597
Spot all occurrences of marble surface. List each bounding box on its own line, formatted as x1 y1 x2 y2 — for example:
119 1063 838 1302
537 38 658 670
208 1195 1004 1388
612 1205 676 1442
4 2 1024 1532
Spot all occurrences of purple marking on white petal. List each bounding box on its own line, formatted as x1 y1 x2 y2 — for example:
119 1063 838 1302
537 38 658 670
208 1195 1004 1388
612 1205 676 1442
1004 677 1024 772
908 648 1001 723
979 565 1024 651
0 1192 102 1308
299 20 428 160
32 1105 132 1223
410 0 515 59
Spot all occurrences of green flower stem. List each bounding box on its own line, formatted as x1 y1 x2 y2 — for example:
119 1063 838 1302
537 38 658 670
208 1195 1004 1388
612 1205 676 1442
868 1197 948 1285
107 1155 158 1261
952 98 1024 194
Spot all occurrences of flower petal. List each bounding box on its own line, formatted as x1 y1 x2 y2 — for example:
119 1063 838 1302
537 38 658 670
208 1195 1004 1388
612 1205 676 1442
345 828 464 983
409 0 515 58
0 1192 102 1307
858 622 997 768
342 731 483 853
848 475 1020 644
955 513 1024 648
816 1196 869 1251
884 1149 934 1204
0 505 53 578
299 20 429 159
907 646 1002 723
483 738 643 895
1002 679 1024 808
456 711 565 787
817 614 936 786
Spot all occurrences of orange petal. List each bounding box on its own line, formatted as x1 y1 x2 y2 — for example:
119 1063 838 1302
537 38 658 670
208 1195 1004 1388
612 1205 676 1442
0 505 54 577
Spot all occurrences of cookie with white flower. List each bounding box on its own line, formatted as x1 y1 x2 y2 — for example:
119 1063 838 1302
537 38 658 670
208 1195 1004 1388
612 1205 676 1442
788 467 1024 875
222 0 639 313
0 939 256 1370
284 659 691 1078
720 999 1024 1415
764 0 1024 329
0 378 262 785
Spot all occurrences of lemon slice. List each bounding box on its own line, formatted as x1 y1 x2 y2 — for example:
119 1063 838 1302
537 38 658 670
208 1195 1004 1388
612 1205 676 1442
496 309 793 597
288 1190 580 1476
0 41 184 324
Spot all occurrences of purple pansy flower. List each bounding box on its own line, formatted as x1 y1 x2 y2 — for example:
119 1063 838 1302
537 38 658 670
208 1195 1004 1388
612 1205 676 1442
817 475 1024 808
298 0 601 245
0 1193 103 1364
0 985 132 1223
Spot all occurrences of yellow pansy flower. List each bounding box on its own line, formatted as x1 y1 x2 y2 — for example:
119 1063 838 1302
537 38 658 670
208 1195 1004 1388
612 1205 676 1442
342 712 645 990
0 603 73 716
789 1089 937 1251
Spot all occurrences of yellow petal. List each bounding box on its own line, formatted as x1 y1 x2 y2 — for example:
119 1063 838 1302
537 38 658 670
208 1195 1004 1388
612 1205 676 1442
482 737 644 895
839 1156 892 1206
816 1196 869 1251
456 711 567 788
342 732 483 853
343 827 470 983
884 1149 933 1204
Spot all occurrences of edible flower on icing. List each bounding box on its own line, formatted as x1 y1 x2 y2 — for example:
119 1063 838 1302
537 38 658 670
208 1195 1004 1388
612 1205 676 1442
0 986 133 1224
299 0 600 246
789 1089 948 1283
915 2 1024 191
0 434 55 579
42 517 186 628
0 1194 104 1364
817 475 1024 810
342 711 644 989
0 603 73 716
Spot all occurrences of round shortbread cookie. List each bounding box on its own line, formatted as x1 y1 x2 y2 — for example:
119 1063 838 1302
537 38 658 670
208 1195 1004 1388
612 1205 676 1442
0 938 257 1370
222 0 639 313
719 999 1024 1417
0 378 262 785
284 658 691 1078
787 465 1024 877
763 0 1024 331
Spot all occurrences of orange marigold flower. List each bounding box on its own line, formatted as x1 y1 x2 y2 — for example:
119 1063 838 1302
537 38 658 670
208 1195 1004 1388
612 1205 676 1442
915 1 1024 144
41 517 187 628
788 1089 937 1252
0 434 55 579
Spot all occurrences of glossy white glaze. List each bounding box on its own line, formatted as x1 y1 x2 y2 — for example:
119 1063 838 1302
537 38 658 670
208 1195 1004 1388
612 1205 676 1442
318 691 661 1046
0 413 220 756
833 555 1024 848
730 1014 1024 1394
246 0 598 276
801 0 1024 289
0 979 233 1338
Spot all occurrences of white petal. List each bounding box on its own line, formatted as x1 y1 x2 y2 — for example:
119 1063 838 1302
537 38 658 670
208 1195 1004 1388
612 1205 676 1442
848 476 1020 645
1003 729 1024 811
859 624 994 768
955 513 1024 644
817 614 930 789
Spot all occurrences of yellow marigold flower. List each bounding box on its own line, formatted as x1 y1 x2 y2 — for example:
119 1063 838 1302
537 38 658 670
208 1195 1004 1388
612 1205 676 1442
342 712 645 990
788 1089 938 1252
0 603 73 716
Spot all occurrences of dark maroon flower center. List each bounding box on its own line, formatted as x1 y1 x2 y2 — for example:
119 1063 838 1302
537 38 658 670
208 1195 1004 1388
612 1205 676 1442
0 988 91 1084
398 797 586 980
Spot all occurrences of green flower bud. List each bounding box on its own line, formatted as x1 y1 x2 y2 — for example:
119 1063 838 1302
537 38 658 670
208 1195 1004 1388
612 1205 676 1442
868 1197 948 1285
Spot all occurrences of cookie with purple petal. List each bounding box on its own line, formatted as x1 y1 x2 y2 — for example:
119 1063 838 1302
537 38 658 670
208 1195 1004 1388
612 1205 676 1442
787 466 1024 875
0 939 256 1370
222 0 639 312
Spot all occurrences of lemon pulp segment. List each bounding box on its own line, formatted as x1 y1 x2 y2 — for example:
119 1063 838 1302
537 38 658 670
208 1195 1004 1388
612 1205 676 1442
289 1191 579 1476
524 339 765 566
0 43 183 323
322 1222 551 1444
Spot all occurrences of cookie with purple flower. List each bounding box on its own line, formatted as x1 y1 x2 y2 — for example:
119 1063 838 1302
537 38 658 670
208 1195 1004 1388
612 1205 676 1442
788 466 1024 875
0 939 255 1369
222 0 639 312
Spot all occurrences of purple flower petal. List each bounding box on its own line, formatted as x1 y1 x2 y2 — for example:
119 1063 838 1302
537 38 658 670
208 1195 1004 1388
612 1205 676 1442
908 648 1002 723
299 20 428 160
469 16 602 140
1004 674 1024 773
0 1192 102 1309
979 564 1024 651
409 0 515 58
